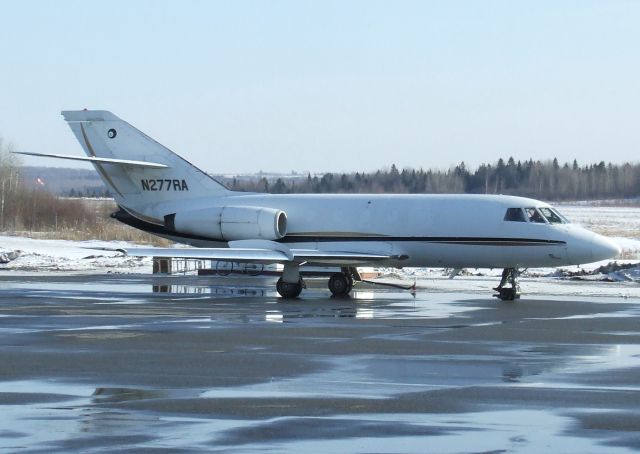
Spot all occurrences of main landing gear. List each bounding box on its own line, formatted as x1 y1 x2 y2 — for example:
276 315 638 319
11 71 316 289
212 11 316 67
276 266 358 298
276 262 304 298
494 268 521 301
276 277 304 298
328 271 354 297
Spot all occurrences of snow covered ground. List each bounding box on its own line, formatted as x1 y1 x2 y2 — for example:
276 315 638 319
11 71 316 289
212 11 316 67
557 203 640 245
1 203 639 297
0 236 151 273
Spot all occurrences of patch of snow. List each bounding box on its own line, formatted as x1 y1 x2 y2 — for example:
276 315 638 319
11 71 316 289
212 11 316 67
0 250 21 264
539 261 640 282
613 237 640 259
556 204 640 240
0 235 151 273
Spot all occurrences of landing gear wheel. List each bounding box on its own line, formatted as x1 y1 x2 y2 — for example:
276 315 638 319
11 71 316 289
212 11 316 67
328 273 353 296
497 287 520 301
346 274 354 293
276 277 303 298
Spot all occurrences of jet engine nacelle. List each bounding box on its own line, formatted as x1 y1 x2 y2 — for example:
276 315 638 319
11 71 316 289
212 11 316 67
167 206 287 241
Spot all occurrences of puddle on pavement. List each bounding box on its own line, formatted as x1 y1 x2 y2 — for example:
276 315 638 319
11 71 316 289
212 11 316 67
570 344 640 372
91 387 165 404
0 277 488 323
225 410 637 454
2 275 640 451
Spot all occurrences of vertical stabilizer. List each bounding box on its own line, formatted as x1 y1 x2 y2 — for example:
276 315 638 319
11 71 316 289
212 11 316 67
62 110 230 221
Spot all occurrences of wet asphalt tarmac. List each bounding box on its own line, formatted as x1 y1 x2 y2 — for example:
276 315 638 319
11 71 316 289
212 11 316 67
1 273 640 453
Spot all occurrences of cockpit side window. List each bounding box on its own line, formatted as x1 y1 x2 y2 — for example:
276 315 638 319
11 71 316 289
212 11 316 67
525 207 546 223
504 208 526 222
539 207 564 224
551 208 570 224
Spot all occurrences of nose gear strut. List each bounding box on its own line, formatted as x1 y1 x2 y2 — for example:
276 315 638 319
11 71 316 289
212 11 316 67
493 268 521 301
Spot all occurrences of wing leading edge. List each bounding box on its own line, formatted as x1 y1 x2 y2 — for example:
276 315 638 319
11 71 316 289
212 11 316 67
119 240 405 267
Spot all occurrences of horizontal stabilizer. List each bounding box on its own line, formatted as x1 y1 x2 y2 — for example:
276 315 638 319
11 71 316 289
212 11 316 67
13 151 168 169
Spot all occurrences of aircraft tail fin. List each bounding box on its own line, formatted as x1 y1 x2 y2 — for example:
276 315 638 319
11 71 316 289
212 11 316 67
62 110 230 218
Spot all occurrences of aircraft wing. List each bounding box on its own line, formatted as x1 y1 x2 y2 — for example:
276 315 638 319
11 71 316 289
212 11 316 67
289 249 401 265
118 243 403 266
119 247 292 264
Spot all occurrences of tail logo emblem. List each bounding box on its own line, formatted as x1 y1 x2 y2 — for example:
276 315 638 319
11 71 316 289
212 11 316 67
107 129 117 139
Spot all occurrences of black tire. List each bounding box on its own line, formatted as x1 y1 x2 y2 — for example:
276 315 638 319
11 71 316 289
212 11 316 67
328 273 351 296
498 288 516 301
276 277 303 298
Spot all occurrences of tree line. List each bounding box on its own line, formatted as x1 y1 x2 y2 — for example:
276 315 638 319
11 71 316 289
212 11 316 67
224 157 640 201
0 140 96 232
0 140 168 243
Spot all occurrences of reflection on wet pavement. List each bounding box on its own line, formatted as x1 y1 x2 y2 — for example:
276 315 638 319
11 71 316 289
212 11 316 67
1 273 640 452
92 387 165 404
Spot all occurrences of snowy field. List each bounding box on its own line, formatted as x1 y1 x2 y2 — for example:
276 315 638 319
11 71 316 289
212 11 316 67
0 237 151 273
557 203 640 245
1 203 640 297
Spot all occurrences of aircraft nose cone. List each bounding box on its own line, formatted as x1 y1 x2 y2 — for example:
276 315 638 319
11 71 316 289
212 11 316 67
592 236 621 261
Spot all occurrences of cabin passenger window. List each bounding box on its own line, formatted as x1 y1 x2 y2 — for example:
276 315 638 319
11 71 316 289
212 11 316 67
526 207 546 223
504 208 526 222
539 207 563 224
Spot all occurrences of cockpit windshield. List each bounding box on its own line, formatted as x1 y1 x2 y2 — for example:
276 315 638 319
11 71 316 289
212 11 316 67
525 207 546 223
504 207 570 224
539 207 564 224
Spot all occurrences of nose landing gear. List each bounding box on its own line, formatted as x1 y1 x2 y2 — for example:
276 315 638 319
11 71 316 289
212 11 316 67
494 268 521 301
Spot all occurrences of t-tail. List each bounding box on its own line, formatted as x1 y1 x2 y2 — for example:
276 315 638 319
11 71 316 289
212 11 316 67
66 110 230 205
18 110 232 225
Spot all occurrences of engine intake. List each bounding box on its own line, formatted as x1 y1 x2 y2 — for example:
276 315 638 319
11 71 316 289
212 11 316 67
167 206 287 241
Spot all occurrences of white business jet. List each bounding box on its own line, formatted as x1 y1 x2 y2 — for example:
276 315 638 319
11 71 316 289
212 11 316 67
17 110 621 300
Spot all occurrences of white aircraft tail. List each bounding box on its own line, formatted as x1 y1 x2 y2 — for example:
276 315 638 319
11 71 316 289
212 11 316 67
62 110 230 218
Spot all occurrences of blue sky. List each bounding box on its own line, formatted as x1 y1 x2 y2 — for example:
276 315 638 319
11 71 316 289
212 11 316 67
1 1 639 173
